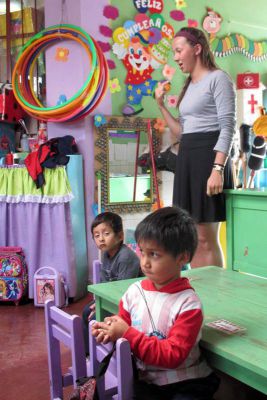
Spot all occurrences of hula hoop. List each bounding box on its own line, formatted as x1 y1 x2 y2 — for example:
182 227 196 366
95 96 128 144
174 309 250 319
12 24 109 122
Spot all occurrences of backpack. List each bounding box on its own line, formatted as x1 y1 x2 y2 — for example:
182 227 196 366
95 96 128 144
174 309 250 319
0 247 28 305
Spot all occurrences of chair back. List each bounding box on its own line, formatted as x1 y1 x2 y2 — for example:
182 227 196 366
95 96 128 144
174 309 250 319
93 259 102 284
89 320 134 400
45 299 88 400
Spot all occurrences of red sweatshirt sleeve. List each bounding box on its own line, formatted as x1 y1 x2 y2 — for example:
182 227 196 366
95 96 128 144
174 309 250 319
118 299 203 369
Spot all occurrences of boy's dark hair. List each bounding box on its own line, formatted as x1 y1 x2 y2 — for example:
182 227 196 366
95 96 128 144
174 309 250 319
135 206 198 261
91 212 123 236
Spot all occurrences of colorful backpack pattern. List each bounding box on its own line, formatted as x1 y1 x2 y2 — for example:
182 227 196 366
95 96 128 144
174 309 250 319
0 247 28 304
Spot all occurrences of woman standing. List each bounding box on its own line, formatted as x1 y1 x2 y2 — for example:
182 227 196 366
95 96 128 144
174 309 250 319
155 27 236 268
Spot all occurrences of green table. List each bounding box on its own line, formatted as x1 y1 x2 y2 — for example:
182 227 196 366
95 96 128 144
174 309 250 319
88 266 267 394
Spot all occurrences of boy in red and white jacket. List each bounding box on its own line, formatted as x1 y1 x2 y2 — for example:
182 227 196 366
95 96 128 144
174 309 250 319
92 207 219 400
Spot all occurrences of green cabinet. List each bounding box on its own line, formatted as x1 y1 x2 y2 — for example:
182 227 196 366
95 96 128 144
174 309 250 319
225 189 267 277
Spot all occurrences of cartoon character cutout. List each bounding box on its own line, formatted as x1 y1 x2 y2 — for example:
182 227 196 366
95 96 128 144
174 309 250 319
113 36 171 116
202 8 222 36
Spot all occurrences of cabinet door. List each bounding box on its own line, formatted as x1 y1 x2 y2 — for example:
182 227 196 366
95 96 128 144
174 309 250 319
232 208 267 277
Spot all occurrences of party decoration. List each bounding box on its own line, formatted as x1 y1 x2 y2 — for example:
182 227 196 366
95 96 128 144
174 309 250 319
108 78 121 93
203 9 267 61
107 60 116 69
133 0 164 14
97 41 111 52
175 0 187 10
167 95 178 108
170 10 185 21
55 47 69 62
94 114 107 127
56 94 67 105
112 12 174 116
162 64 176 81
99 25 113 37
103 5 119 20
188 19 198 28
12 24 109 122
202 9 221 35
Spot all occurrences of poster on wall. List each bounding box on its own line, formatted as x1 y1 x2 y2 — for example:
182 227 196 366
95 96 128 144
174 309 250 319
112 3 175 116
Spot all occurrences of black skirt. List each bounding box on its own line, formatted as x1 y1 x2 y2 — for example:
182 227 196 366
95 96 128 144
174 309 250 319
173 131 233 223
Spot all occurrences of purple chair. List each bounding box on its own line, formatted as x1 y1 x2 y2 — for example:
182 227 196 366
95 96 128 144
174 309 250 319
45 300 90 400
89 320 134 400
93 259 102 284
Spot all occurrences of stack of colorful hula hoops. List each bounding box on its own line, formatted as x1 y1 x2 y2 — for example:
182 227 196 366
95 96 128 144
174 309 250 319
12 24 109 122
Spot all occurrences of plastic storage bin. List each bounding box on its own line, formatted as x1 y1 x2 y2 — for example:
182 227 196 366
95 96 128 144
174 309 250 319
33 266 67 307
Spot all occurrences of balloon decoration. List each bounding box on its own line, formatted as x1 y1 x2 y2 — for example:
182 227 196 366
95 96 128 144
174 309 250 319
12 24 109 122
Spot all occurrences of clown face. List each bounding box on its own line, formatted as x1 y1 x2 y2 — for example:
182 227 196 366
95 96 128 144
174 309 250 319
127 40 151 71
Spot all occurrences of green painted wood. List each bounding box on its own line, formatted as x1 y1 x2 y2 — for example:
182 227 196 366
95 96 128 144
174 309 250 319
88 268 267 394
225 189 267 278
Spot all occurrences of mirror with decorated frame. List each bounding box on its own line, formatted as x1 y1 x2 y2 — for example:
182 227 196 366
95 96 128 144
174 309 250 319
94 116 161 213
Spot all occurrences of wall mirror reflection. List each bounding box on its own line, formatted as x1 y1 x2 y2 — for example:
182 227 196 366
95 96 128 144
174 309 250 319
94 116 160 213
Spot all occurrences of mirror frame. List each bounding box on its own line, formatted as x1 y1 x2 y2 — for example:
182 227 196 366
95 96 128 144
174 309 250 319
94 116 161 213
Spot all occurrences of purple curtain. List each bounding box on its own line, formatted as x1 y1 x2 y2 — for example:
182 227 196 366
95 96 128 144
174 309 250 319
0 202 77 298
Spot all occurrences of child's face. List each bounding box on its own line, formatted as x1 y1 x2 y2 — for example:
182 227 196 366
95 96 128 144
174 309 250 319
93 222 123 256
138 239 182 289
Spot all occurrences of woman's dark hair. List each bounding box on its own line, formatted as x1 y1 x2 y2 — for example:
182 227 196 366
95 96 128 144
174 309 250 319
91 212 123 235
175 27 218 107
135 206 198 261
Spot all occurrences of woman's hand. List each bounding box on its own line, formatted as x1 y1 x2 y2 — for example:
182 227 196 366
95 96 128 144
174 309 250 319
91 316 129 344
155 81 167 108
207 169 224 196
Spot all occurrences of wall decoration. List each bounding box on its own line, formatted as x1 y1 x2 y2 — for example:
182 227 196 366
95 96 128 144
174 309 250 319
97 41 111 52
133 0 164 14
188 19 198 28
167 95 178 108
108 78 121 93
175 0 187 10
107 60 116 70
99 25 113 37
203 8 267 61
94 114 107 127
112 13 174 116
103 5 119 20
55 47 69 62
56 94 67 105
170 10 185 21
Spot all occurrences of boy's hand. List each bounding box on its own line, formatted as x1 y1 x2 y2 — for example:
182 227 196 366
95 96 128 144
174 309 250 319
92 316 129 344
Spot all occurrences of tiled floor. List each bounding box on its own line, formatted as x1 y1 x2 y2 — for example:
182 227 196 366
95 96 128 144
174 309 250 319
0 294 266 400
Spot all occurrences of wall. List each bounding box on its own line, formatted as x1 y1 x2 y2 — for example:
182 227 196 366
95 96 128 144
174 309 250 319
44 0 267 280
45 0 112 281
109 0 267 117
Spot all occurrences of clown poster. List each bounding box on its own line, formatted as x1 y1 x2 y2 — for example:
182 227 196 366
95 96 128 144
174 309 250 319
112 5 175 116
